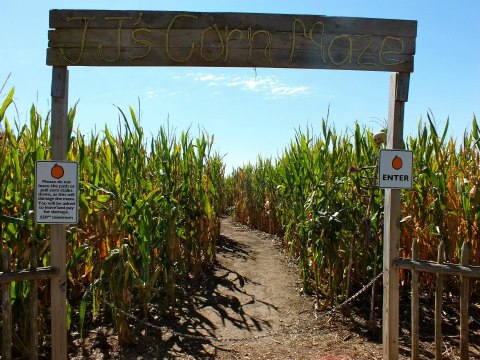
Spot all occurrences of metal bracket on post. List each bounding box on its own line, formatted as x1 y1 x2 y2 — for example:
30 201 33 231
50 66 69 360
383 72 410 360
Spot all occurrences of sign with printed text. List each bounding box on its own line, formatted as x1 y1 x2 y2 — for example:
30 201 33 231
35 161 79 224
378 149 413 189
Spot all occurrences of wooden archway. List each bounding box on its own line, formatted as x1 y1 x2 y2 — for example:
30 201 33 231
47 10 417 359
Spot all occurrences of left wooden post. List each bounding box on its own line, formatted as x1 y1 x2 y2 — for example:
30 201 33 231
50 66 69 360
2 249 12 360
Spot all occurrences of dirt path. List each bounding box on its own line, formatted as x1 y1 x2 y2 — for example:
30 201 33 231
158 217 383 359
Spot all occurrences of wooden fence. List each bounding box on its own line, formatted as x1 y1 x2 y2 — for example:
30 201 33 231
0 248 58 360
395 240 480 360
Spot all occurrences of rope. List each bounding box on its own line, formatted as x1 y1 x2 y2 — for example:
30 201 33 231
336 270 384 310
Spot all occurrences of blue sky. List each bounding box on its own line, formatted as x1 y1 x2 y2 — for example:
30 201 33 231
1 0 479 172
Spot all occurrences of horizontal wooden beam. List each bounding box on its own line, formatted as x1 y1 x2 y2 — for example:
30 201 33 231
47 47 414 71
47 10 416 72
394 258 480 278
0 267 59 284
49 10 418 36
48 29 416 52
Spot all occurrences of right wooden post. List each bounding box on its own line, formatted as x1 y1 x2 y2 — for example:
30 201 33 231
411 239 419 360
435 242 446 359
460 243 471 360
383 72 410 360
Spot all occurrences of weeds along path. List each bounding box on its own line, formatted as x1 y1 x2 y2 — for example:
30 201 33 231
163 217 383 360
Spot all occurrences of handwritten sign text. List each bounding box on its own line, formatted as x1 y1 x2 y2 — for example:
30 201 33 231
48 10 416 72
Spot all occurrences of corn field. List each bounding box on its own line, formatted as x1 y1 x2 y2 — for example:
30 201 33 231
0 88 224 347
1 85 479 351
227 117 480 306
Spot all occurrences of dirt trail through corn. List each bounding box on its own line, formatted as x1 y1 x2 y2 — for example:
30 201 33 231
159 217 382 359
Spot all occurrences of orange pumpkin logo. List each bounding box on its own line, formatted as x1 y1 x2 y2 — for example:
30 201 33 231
51 164 65 179
392 156 403 170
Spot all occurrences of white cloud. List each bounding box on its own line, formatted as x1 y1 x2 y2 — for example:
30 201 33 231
183 72 311 98
145 87 180 98
145 89 158 99
271 85 309 96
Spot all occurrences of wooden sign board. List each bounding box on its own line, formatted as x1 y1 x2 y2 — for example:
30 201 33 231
47 10 416 72
378 149 413 189
35 161 79 224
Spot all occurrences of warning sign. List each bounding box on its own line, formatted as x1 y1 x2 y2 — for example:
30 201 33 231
35 161 79 224
378 150 413 189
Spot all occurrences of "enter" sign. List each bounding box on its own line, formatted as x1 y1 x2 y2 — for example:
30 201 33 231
378 149 413 189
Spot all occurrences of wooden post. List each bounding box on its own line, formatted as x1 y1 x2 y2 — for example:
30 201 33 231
460 243 470 360
435 241 445 360
30 246 39 360
411 239 419 360
50 66 69 360
383 72 409 360
2 248 12 360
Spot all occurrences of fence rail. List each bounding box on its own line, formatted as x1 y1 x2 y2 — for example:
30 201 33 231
394 240 478 360
0 266 59 284
393 258 480 277
1 248 57 360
